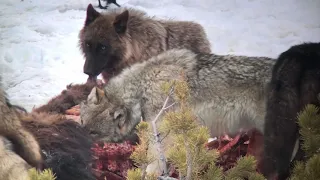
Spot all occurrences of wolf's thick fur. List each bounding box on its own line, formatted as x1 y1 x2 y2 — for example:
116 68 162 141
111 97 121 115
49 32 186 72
0 78 43 175
80 49 275 174
22 112 95 180
79 4 211 82
0 136 31 180
262 42 320 179
0 107 94 180
0 79 94 179
33 82 100 114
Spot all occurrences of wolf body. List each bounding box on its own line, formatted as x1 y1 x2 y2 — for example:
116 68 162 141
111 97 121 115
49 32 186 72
79 4 211 82
262 42 320 179
80 49 275 174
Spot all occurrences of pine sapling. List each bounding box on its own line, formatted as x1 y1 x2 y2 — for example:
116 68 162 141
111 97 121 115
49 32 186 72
289 104 320 180
128 75 266 180
160 77 265 180
127 121 157 180
150 86 176 176
161 78 219 179
224 155 265 180
28 168 56 180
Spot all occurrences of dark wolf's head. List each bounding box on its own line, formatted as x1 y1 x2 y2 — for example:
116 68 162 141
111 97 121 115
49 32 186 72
79 4 131 81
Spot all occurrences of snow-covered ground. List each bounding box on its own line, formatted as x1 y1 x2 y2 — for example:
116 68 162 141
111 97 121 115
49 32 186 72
0 0 320 111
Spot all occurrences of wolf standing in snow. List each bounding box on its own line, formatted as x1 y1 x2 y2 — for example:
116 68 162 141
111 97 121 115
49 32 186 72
0 77 43 179
262 42 320 180
80 49 275 174
79 4 211 83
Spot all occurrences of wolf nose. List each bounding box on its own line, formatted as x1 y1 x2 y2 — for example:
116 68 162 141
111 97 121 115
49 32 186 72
84 70 95 76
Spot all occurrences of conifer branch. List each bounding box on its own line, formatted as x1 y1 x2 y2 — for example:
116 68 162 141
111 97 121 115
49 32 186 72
141 164 147 180
151 86 175 176
164 102 177 110
158 176 178 180
183 136 192 180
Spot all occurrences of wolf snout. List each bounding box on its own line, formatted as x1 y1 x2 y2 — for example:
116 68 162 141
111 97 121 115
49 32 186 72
84 70 99 76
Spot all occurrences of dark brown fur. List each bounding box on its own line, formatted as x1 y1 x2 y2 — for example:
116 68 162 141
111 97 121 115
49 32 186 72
0 79 94 179
79 4 211 82
21 112 95 180
262 42 320 179
33 82 102 114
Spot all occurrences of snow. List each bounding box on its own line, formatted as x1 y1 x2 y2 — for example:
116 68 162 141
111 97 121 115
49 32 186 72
0 0 320 111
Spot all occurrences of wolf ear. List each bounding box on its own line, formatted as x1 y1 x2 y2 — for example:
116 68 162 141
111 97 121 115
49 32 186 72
87 87 105 104
114 108 126 127
85 4 101 26
113 10 129 34
114 109 125 120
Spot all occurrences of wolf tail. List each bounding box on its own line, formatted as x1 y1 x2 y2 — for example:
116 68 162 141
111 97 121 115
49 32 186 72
262 42 320 178
4 113 43 170
0 76 43 169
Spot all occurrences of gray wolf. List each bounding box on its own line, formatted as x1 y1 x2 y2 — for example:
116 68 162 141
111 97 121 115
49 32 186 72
79 49 275 174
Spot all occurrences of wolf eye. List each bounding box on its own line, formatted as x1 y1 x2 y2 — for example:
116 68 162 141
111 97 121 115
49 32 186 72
85 43 90 47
